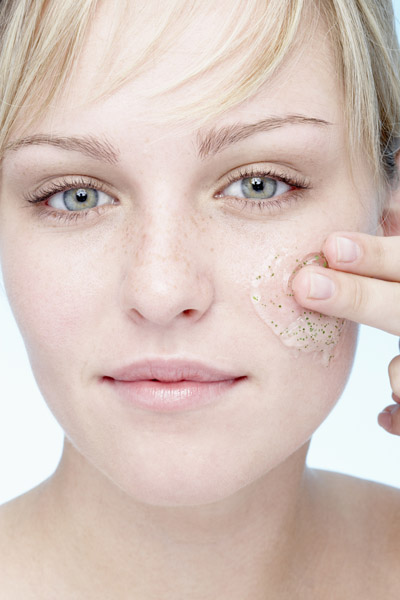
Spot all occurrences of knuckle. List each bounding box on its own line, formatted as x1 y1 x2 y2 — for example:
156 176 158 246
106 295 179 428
348 276 365 314
371 237 386 271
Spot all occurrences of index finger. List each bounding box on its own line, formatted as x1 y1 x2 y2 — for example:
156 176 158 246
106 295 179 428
323 232 400 282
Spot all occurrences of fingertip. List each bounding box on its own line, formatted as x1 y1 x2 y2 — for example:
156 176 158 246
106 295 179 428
321 233 337 265
378 404 400 435
323 232 362 266
378 411 392 431
291 267 310 303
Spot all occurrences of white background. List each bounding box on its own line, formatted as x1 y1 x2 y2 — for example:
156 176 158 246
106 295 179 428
0 3 400 505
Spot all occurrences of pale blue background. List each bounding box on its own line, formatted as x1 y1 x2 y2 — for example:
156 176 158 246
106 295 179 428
0 3 400 505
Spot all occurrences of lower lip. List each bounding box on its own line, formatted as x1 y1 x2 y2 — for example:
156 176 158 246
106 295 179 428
103 378 243 413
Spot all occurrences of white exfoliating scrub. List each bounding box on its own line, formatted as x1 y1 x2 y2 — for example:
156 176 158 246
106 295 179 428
250 251 345 366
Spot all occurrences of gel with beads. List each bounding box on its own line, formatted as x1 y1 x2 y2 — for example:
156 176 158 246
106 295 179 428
250 251 345 366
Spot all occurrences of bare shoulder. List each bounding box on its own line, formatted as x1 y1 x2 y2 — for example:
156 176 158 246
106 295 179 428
0 486 50 599
313 465 400 496
0 483 44 542
312 467 400 521
309 468 400 597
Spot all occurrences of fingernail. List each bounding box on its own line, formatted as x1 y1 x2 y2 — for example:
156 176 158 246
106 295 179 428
336 237 360 263
308 273 335 299
378 411 392 431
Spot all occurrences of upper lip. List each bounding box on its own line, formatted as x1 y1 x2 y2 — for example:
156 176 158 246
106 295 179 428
104 358 244 383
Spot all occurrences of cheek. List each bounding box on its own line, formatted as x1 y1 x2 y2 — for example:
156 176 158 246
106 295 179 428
250 250 344 366
224 197 376 369
227 230 358 451
0 231 112 376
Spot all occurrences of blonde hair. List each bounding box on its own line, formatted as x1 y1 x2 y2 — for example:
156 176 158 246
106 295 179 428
0 0 399 194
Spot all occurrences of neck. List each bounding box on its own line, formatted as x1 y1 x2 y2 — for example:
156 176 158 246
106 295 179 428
37 438 319 599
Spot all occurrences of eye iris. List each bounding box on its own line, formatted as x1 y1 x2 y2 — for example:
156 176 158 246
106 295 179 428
242 177 277 199
64 188 98 211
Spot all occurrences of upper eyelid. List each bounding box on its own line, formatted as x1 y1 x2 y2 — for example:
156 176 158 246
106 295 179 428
23 176 116 203
216 167 310 192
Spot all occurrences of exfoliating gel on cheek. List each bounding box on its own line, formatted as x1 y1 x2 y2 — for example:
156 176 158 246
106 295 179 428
250 250 345 366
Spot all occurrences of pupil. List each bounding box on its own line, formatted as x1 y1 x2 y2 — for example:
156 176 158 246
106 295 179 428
251 177 264 192
76 189 88 202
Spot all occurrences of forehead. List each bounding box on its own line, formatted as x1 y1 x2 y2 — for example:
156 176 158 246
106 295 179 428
10 1 341 147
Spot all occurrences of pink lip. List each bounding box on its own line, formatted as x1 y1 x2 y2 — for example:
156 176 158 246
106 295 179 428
102 358 245 413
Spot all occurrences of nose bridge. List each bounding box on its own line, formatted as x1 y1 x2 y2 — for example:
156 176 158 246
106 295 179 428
135 203 194 274
120 203 213 326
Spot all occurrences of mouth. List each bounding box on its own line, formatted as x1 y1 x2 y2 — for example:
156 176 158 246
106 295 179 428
102 358 246 413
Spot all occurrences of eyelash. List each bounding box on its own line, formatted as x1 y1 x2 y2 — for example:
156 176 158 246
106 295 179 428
217 166 310 214
24 176 115 225
24 167 310 225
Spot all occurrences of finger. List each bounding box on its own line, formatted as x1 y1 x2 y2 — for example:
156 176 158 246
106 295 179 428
377 355 400 435
388 354 400 397
378 404 400 435
322 232 400 281
392 392 400 403
291 265 400 335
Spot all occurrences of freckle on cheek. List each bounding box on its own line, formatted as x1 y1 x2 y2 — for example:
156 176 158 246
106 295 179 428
250 250 345 366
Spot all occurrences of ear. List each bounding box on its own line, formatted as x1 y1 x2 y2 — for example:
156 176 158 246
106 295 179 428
380 151 400 237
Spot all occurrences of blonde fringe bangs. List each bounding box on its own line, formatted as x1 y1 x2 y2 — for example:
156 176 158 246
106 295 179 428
0 0 399 194
0 0 306 142
0 0 98 156
92 0 306 125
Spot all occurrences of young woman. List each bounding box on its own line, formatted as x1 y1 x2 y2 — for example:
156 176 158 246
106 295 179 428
0 0 399 597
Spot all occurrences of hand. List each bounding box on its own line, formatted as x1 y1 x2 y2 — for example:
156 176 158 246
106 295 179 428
291 231 400 436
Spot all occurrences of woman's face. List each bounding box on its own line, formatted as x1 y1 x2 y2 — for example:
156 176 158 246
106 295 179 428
0 4 381 505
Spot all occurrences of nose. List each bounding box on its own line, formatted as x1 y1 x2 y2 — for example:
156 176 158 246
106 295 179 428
119 211 214 327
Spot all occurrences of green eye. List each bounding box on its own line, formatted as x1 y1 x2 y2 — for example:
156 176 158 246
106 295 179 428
63 188 99 211
46 185 115 212
241 177 277 199
221 174 291 200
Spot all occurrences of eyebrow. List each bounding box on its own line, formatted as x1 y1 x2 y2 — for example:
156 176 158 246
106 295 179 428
196 114 331 159
3 114 331 165
3 133 120 165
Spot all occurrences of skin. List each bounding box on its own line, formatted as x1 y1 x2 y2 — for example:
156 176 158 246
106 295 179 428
0 2 399 598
